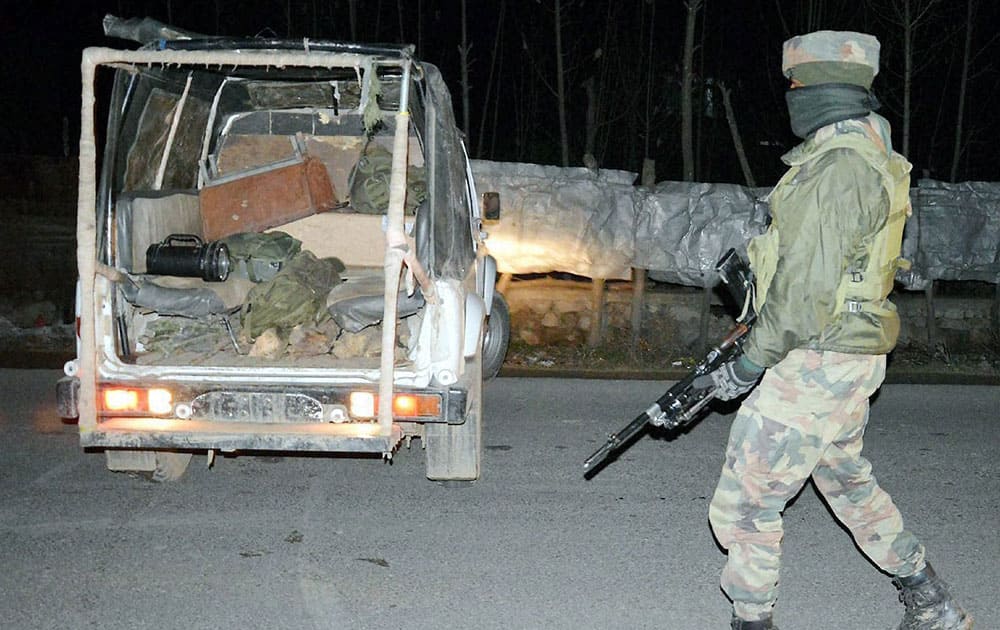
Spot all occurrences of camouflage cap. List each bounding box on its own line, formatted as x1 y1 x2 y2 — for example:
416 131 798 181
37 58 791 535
782 31 880 87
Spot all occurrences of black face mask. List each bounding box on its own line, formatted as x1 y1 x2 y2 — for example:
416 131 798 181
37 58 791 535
785 83 880 139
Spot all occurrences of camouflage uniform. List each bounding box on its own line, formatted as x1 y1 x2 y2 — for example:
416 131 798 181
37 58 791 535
709 31 927 624
709 349 925 621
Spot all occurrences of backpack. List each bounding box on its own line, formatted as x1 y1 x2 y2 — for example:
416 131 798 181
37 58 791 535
223 231 302 283
348 141 427 215
240 250 345 340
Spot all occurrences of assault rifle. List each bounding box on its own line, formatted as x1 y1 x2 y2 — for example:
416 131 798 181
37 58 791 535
582 249 757 473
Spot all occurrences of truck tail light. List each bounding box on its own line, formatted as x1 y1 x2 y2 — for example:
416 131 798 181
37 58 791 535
348 392 442 420
100 387 173 415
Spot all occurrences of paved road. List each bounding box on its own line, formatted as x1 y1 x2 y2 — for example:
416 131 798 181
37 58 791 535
1 370 996 629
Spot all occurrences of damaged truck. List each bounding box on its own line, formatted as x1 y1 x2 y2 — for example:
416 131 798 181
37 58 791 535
56 16 510 481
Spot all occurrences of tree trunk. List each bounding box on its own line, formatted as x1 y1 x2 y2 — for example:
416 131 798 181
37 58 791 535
950 0 973 182
681 0 702 182
488 33 506 159
631 160 655 352
644 1 655 161
477 0 506 157
902 0 912 157
397 0 405 42
695 0 708 180
348 0 358 41
867 0 944 163
719 82 756 188
459 0 471 138
417 0 423 52
583 77 597 168
554 0 570 166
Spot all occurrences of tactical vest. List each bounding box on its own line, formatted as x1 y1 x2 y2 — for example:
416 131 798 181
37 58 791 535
748 130 912 322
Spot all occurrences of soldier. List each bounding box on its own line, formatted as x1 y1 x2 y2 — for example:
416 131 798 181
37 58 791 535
698 31 974 630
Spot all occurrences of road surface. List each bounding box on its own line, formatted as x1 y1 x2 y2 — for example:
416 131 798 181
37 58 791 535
1 369 995 629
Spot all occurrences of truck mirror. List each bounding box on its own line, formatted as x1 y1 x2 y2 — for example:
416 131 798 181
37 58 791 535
481 192 501 222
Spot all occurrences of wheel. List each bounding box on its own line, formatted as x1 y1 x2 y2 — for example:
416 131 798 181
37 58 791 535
482 292 510 380
105 450 193 482
424 338 483 481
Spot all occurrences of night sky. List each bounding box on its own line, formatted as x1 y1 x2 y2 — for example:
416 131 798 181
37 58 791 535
2 0 999 185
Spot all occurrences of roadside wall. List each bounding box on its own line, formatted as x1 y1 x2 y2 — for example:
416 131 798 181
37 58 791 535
502 279 997 352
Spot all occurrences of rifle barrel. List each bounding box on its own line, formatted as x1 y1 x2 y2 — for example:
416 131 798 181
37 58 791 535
582 409 653 470
582 251 757 476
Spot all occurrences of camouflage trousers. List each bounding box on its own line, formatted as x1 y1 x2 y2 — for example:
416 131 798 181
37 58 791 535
709 348 925 621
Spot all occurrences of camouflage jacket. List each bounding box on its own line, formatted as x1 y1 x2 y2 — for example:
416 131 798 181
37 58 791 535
743 114 907 368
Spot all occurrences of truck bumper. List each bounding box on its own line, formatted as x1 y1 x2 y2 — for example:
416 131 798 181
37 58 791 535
81 418 404 454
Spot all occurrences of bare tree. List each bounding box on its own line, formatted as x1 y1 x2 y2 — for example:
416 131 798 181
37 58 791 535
574 1 650 172
773 0 856 37
397 0 405 42
949 0 973 182
417 0 423 53
869 0 942 157
512 34 541 162
458 0 472 137
214 0 223 34
348 0 358 41
719 82 756 187
642 1 656 177
515 1 577 166
681 0 703 181
554 0 569 166
477 0 507 158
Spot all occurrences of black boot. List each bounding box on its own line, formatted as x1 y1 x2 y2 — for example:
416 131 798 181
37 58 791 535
893 564 973 630
730 613 777 630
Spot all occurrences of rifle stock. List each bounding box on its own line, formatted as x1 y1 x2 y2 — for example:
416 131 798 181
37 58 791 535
582 249 755 473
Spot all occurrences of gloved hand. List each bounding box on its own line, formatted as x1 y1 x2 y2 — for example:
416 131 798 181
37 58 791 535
693 354 764 401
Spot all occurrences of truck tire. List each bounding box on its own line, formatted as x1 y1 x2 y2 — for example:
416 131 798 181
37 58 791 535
482 292 510 380
425 342 483 481
105 450 192 482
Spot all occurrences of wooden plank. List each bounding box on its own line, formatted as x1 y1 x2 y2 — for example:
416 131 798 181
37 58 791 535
587 278 606 347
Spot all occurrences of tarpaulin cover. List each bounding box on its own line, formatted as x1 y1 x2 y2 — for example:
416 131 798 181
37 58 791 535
635 182 770 287
472 160 767 286
471 160 637 280
900 180 1000 290
473 161 998 290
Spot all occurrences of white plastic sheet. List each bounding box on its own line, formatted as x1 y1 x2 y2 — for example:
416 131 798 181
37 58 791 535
900 180 1000 290
472 160 766 285
472 161 998 290
635 182 769 287
471 160 637 280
